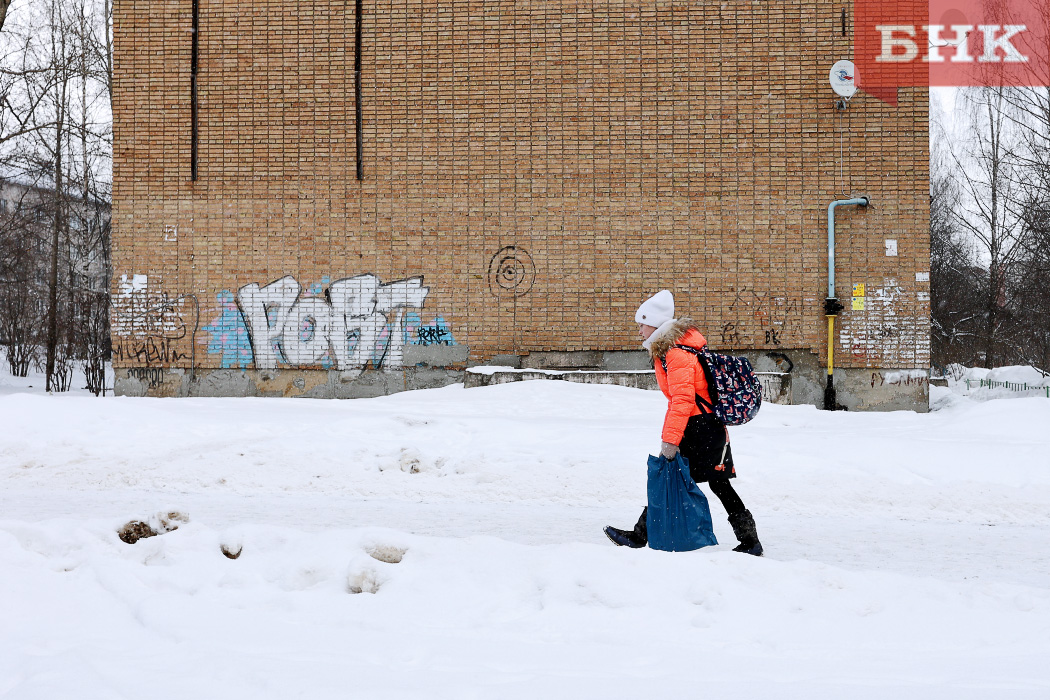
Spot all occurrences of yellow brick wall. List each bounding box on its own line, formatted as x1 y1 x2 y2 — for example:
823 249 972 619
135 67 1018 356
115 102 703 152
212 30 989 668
111 0 930 373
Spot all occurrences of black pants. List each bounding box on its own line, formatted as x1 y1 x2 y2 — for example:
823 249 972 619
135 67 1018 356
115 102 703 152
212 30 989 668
632 478 746 541
708 478 746 517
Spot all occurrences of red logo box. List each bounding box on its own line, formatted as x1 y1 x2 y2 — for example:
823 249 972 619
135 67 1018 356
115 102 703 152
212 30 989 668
854 0 1050 103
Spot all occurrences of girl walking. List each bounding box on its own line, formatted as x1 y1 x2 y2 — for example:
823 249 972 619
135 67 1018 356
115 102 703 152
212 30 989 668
605 290 763 555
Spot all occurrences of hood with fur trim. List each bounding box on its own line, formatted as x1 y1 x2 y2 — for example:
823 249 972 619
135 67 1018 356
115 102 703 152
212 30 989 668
646 317 706 358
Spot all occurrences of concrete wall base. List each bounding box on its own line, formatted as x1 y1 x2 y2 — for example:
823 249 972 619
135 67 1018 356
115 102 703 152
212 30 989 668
114 367 465 399
465 369 659 391
827 368 930 412
114 348 929 412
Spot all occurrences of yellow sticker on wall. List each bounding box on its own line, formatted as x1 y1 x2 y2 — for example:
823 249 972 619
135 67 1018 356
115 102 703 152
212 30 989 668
852 297 866 310
852 283 865 297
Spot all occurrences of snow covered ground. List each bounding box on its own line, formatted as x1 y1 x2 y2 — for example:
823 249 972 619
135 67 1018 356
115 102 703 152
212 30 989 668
943 364 1050 401
1 362 1049 699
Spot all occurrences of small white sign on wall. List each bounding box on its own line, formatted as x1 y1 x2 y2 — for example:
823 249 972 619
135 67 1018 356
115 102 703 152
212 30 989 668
885 239 898 256
916 271 929 282
164 225 178 242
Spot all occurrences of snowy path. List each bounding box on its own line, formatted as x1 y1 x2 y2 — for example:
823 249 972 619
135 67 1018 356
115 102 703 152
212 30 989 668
4 490 1048 589
1 379 1049 698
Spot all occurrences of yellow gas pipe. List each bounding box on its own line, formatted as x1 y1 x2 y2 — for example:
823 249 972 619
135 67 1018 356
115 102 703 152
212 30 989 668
824 196 868 410
827 314 835 377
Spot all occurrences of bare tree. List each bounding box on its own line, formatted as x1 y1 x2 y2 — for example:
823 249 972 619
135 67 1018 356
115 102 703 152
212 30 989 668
43 0 71 390
1 0 112 392
0 186 46 376
992 0 1050 371
930 142 985 368
948 86 1031 368
1013 193 1050 373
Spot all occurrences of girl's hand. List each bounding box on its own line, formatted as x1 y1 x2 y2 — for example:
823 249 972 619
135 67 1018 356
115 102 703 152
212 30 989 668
660 441 679 459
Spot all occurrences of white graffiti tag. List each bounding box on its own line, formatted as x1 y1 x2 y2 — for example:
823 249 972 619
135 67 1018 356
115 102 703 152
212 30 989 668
237 274 429 373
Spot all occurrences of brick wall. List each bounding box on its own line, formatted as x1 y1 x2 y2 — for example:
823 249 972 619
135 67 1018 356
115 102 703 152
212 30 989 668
111 0 930 391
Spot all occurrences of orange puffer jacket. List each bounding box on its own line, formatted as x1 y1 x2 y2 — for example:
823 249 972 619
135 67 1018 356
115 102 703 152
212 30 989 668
651 321 714 445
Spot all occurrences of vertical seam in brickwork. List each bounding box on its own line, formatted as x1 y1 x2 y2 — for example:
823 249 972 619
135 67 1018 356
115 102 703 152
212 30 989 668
355 0 363 180
191 0 200 181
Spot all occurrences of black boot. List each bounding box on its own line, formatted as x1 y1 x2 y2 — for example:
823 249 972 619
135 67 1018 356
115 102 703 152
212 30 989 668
727 509 763 556
605 507 647 548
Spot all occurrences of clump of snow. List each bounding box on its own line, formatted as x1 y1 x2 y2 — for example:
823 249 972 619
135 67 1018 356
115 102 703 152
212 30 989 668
367 544 407 564
117 519 156 544
346 563 383 594
220 542 242 559
929 384 969 411
117 510 189 544
465 365 520 375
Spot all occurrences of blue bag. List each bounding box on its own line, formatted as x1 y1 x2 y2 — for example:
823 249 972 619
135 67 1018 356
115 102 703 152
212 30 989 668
646 453 719 552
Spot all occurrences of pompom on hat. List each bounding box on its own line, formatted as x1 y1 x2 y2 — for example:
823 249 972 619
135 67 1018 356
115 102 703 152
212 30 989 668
635 290 674 327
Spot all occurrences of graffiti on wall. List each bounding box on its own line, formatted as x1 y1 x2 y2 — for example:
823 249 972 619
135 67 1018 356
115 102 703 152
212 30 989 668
126 367 166 388
871 370 929 388
722 289 805 347
201 290 255 369
404 312 456 347
839 278 930 368
488 246 536 298
239 273 428 371
111 274 199 369
198 273 456 376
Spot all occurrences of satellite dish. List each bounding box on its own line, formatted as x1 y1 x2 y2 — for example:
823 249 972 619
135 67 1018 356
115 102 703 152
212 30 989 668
829 60 858 98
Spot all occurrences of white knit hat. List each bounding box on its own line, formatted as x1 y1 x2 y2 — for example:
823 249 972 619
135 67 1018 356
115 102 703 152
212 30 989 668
635 290 674 327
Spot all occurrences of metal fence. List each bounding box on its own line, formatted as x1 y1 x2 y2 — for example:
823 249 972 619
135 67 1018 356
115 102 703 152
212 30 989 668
963 379 1050 397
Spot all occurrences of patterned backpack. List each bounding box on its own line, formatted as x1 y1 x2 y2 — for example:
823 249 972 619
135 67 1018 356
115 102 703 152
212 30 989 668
660 344 763 426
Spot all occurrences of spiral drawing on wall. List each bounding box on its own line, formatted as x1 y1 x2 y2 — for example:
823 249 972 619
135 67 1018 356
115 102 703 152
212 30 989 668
488 246 536 298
